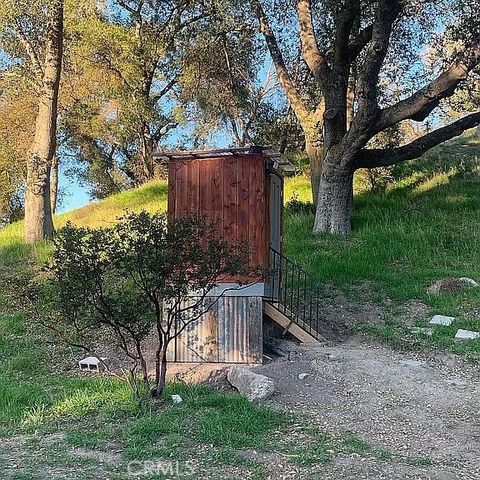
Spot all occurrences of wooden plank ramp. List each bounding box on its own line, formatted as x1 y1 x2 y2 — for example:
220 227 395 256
263 301 326 343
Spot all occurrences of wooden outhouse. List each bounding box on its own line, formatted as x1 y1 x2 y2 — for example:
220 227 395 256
155 146 294 364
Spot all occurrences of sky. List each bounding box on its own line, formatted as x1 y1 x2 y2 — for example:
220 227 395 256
58 169 91 213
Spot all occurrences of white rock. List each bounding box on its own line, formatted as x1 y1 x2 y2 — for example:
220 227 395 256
298 373 310 380
458 277 479 287
429 315 455 326
399 359 425 368
227 366 275 402
411 327 433 336
171 394 183 404
454 329 480 341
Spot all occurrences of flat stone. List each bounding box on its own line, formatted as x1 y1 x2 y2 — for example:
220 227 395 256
447 379 468 387
411 327 434 336
458 277 478 287
399 359 426 368
298 373 310 380
227 366 275 402
429 315 455 326
454 329 480 341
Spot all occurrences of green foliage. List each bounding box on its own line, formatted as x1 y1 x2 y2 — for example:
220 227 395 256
284 141 480 358
0 304 134 427
179 6 285 148
30 211 253 399
123 382 286 458
285 192 315 215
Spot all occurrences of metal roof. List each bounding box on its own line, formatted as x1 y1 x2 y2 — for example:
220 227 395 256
154 146 296 173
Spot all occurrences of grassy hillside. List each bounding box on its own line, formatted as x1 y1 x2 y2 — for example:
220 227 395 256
1 136 480 417
1 137 479 323
0 181 169 268
285 172 480 305
0 136 479 477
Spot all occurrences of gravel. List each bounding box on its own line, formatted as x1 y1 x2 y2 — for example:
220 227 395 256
254 337 480 479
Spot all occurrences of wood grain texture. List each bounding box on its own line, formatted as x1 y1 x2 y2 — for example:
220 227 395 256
168 155 269 274
263 302 320 343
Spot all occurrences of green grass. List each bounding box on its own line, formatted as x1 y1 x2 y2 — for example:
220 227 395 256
284 137 480 357
121 383 286 460
285 173 480 303
0 180 168 267
0 180 171 430
0 381 291 479
282 136 480 357
0 134 479 476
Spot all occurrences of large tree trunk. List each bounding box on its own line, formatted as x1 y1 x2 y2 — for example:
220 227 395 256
137 123 166 182
313 158 354 235
305 138 323 207
24 0 64 244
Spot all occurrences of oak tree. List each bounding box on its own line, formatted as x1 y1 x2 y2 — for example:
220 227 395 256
252 0 480 233
0 0 66 242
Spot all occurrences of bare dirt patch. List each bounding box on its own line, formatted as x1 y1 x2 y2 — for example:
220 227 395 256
254 337 480 479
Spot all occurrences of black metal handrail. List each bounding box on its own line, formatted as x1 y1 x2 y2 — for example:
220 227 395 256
265 247 324 340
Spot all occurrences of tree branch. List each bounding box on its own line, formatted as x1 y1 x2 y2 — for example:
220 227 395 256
348 24 374 60
14 21 44 81
251 0 312 126
297 0 330 84
354 112 480 168
355 0 403 119
152 76 177 103
117 0 143 18
376 48 480 130
333 0 360 72
96 52 134 90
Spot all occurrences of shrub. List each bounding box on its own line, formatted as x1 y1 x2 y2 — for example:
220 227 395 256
27 211 257 401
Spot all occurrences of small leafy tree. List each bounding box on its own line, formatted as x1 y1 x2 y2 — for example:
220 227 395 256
37 211 256 400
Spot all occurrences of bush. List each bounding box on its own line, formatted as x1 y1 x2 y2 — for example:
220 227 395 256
27 211 256 402
285 193 315 215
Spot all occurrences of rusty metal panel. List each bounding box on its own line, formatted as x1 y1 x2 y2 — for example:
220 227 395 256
167 296 263 364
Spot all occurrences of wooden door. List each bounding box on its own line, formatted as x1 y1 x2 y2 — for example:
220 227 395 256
269 172 283 253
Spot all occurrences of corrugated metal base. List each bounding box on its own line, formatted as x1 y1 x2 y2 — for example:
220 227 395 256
167 296 263 364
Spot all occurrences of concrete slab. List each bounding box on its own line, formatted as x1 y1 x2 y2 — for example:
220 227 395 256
429 315 455 326
454 329 480 341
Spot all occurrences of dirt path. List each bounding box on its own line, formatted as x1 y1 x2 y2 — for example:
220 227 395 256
1 338 478 479
256 337 480 479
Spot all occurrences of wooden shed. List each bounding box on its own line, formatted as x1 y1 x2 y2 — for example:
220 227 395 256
155 146 294 364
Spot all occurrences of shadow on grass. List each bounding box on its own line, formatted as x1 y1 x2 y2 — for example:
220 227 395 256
284 168 480 304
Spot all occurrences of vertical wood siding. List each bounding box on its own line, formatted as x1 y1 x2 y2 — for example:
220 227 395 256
168 155 269 271
167 154 269 363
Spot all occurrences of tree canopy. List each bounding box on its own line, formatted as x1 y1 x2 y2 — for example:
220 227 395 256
0 0 478 237
252 0 479 232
